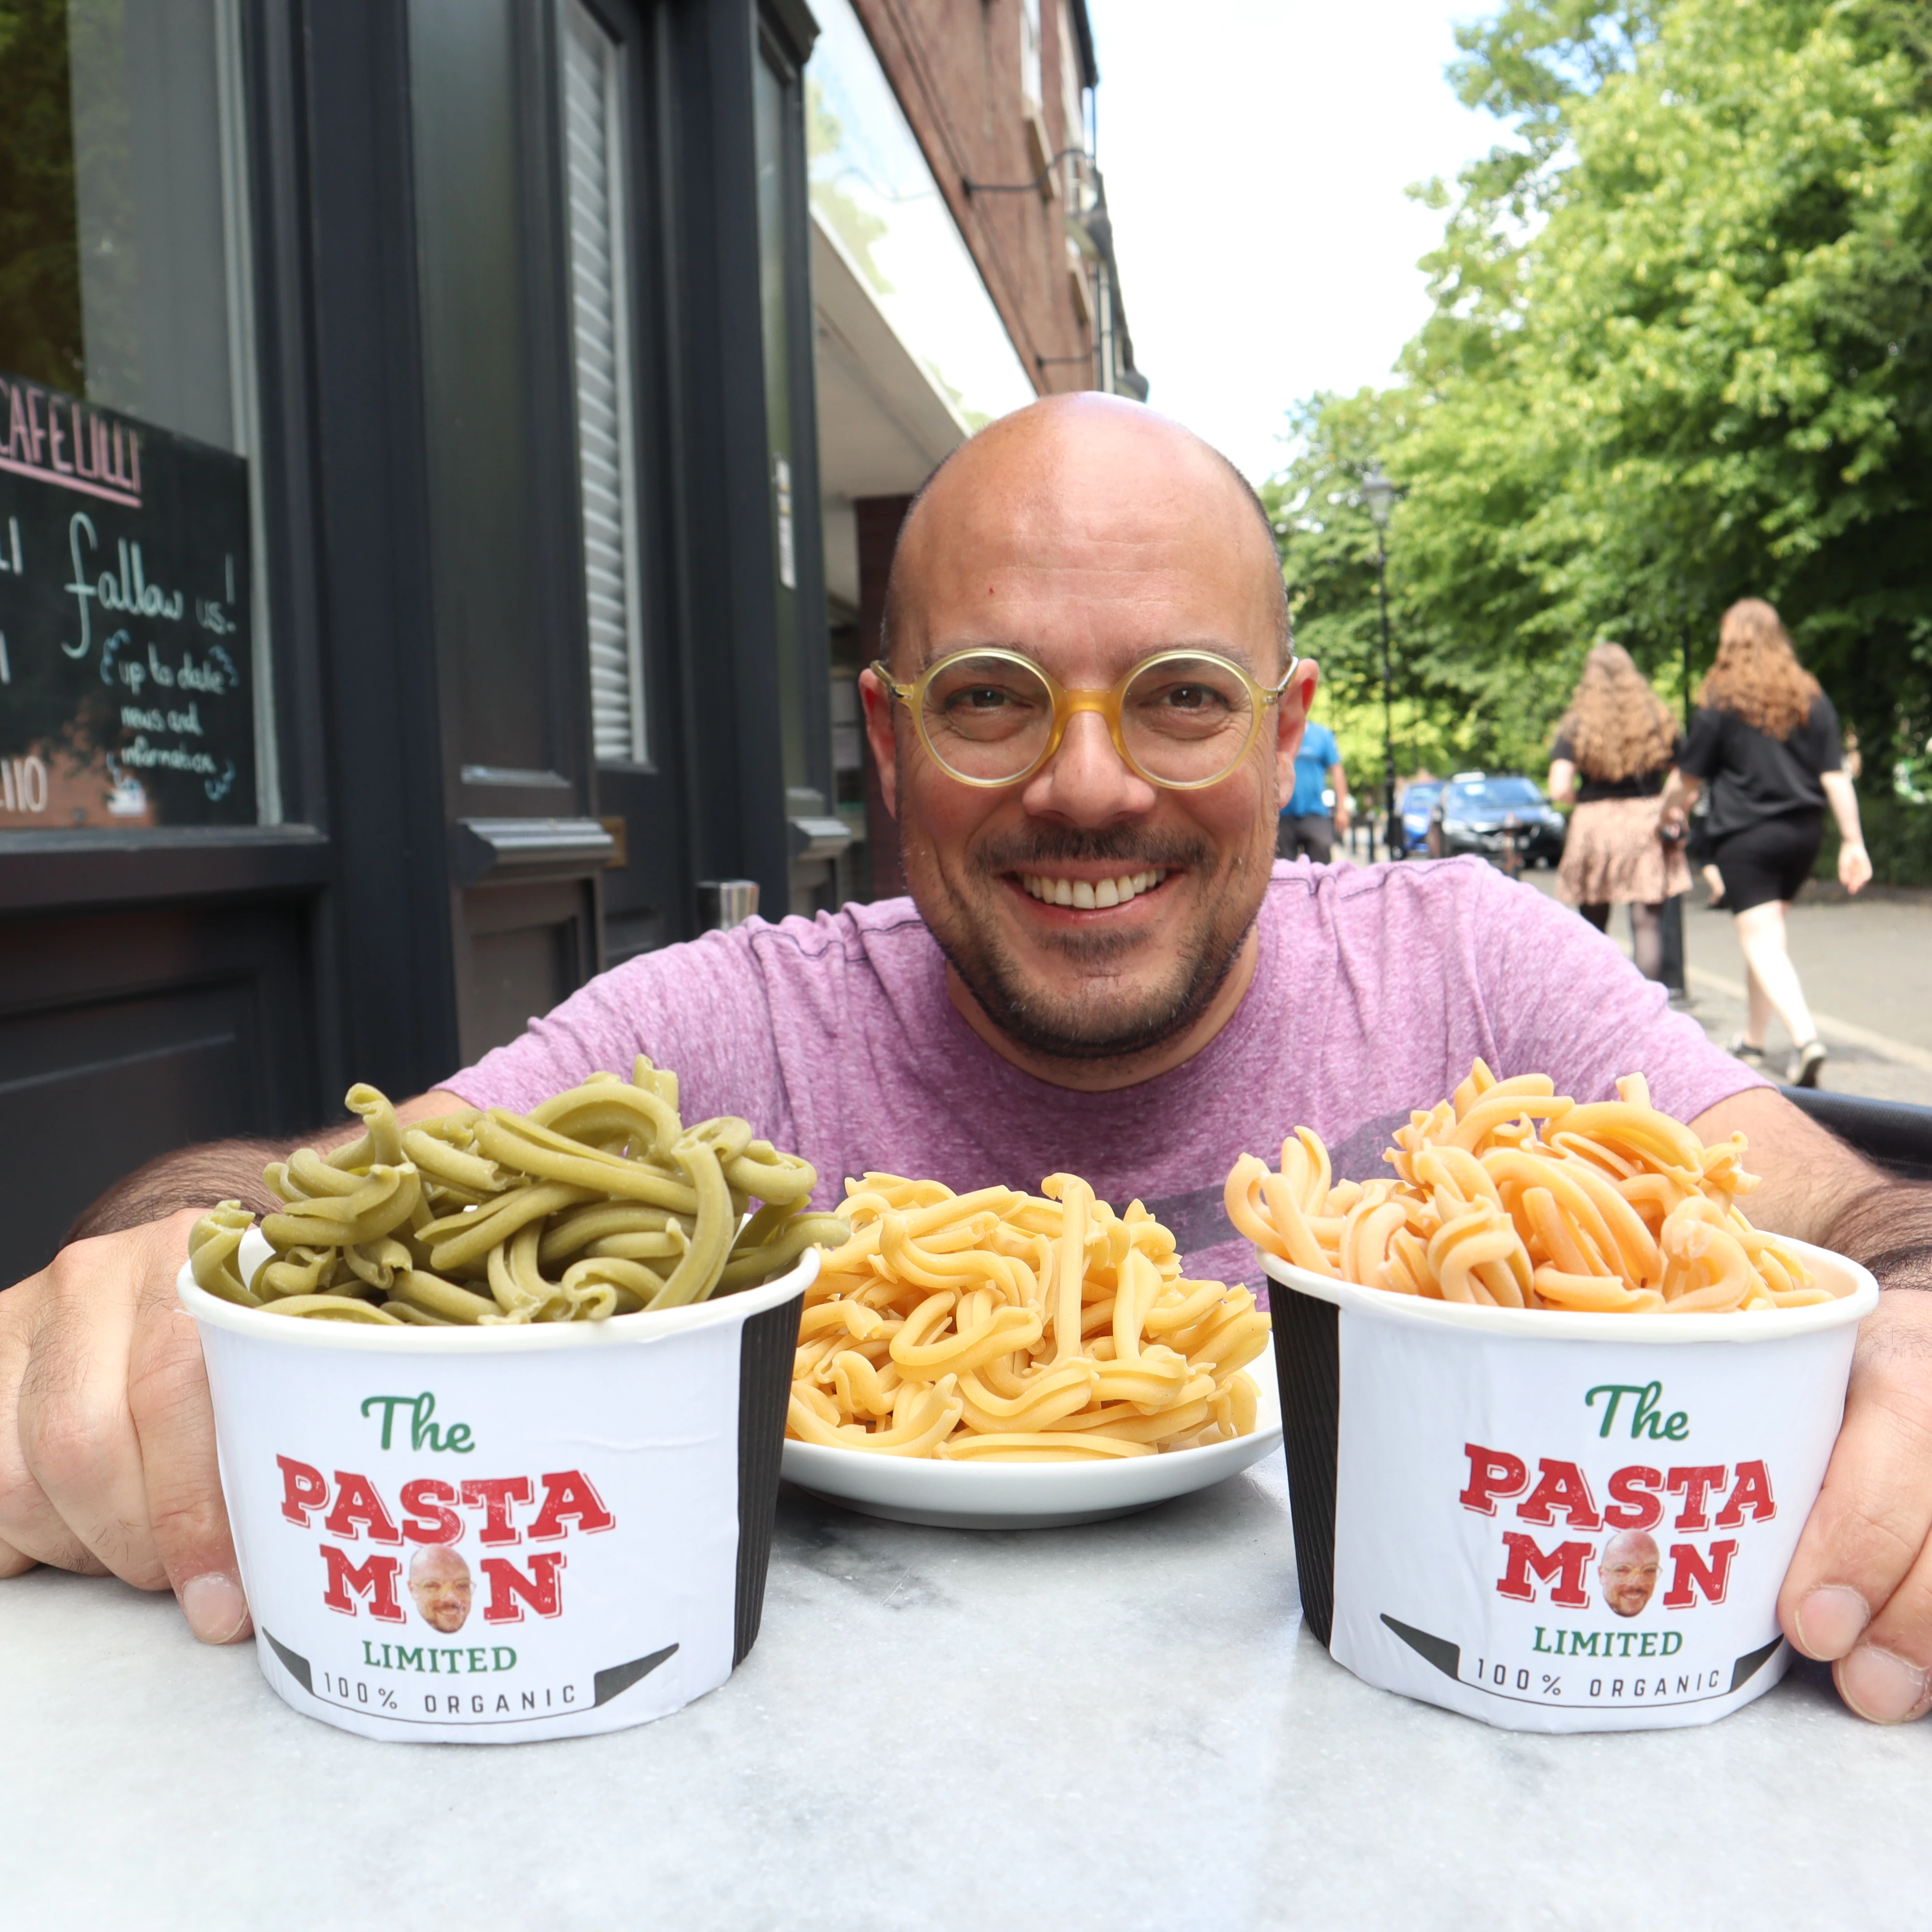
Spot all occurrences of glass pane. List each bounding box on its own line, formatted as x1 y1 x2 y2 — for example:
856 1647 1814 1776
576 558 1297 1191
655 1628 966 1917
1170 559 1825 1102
562 0 646 767
0 0 271 829
754 47 806 793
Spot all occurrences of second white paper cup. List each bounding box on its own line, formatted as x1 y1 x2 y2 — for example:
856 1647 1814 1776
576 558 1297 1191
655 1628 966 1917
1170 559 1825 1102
1263 1239 1876 1733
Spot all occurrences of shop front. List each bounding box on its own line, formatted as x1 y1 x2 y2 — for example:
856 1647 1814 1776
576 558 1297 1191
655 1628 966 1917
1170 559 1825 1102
0 0 835 1281
0 0 1128 1285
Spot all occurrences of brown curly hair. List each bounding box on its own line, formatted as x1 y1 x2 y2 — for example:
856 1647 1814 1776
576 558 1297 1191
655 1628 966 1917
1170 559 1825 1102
1698 599 1820 740
1555 642 1679 783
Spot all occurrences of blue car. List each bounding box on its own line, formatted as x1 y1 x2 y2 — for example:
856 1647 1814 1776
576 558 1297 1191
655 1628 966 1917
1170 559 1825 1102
1429 773 1567 871
1395 782 1443 858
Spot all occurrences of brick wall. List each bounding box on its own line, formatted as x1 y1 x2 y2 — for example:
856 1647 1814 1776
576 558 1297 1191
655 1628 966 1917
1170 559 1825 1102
846 0 1096 395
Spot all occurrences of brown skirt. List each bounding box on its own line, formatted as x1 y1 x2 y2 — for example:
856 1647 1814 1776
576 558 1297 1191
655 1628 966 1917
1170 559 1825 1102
1556 795 1691 907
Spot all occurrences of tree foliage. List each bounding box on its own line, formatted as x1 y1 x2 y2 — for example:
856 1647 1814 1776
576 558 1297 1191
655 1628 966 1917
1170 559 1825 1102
1274 0 1932 809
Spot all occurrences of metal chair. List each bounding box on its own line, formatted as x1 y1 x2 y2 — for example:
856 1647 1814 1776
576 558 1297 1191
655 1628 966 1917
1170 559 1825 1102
1780 1086 1932 1182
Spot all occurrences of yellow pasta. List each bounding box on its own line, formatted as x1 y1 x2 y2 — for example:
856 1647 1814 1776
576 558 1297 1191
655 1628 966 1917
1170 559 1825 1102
1227 1062 1838 1314
187 1061 846 1325
786 1173 1269 1459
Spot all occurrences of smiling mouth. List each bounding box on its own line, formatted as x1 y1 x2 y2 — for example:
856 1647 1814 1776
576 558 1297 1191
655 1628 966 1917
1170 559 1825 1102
1013 867 1170 910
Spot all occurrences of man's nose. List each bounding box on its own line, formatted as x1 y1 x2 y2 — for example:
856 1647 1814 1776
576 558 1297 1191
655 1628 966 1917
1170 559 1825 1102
1019 708 1159 824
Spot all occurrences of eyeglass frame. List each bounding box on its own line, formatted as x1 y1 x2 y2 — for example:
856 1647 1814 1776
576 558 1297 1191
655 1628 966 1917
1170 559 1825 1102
868 646 1303 793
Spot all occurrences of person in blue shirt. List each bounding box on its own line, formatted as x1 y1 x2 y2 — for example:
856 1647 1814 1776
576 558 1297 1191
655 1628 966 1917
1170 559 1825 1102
1278 715 1351 861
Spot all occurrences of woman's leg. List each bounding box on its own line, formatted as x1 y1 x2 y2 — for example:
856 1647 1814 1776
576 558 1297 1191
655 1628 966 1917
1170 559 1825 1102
1734 900 1817 1048
1579 902 1610 932
1629 901 1664 980
1741 960 1772 1048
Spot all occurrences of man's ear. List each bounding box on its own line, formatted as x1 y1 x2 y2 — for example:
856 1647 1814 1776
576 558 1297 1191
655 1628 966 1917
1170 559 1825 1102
859 667 899 820
1275 658 1320 811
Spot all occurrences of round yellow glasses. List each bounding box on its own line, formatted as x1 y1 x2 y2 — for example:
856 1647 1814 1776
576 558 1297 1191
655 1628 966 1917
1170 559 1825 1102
871 648 1299 792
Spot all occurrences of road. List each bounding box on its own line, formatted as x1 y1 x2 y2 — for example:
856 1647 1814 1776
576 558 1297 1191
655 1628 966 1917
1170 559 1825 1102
1520 871 1932 1107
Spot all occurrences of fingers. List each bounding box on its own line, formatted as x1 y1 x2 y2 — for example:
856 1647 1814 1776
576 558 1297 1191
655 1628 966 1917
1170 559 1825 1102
0 1249 120 1576
3 1211 249 1645
126 1217 249 1642
12 1229 165 1585
1780 1293 1932 1721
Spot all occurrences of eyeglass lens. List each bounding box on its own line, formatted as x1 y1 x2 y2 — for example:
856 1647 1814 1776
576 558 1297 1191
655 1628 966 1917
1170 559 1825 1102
918 653 1258 785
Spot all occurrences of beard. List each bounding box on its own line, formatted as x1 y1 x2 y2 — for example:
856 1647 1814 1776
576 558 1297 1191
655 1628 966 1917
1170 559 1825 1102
913 819 1267 1063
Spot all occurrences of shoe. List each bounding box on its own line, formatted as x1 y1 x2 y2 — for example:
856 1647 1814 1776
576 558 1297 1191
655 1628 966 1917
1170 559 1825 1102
1725 1034 1767 1067
1790 1038 1828 1087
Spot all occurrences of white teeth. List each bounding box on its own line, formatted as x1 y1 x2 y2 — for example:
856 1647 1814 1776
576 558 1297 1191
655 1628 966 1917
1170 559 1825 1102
1023 870 1167 906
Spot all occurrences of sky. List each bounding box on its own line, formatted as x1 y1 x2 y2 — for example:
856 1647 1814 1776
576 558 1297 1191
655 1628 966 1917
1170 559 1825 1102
1091 0 1505 483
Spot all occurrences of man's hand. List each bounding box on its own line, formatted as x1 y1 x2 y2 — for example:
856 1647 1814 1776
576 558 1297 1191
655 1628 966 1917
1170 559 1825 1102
0 1211 250 1641
1839 838 1874 895
1694 1085 1932 1721
1778 1293 1932 1721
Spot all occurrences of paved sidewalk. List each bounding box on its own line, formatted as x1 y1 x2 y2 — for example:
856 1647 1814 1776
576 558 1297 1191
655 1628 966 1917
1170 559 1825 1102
1521 869 1932 1107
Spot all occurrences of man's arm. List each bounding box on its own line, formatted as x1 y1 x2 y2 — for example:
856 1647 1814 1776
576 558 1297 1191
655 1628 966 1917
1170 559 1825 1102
1691 1085 1932 1722
0 1090 466 1637
62 1090 468 1239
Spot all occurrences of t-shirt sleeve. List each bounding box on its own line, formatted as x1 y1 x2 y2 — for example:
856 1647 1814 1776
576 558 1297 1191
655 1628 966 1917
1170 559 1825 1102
1550 732 1576 764
1805 694 1844 775
1469 864 1768 1122
440 925 792 1133
1677 707 1723 781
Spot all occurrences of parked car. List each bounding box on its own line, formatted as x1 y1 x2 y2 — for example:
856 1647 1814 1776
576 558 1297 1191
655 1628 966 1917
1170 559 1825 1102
1428 772 1566 871
1394 781 1443 858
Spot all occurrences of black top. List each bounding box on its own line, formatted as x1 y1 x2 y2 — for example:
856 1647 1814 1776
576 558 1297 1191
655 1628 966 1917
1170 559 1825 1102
1677 694 1842 840
1549 732 1676 803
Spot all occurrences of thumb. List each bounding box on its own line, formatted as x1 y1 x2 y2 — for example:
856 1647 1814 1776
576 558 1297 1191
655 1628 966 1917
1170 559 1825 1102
128 1212 252 1643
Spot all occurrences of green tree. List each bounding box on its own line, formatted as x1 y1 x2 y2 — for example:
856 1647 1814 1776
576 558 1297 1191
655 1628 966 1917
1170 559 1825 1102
1275 0 1932 859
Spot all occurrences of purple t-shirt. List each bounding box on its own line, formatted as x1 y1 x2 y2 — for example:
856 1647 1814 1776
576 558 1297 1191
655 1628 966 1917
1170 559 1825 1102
446 858 1765 1292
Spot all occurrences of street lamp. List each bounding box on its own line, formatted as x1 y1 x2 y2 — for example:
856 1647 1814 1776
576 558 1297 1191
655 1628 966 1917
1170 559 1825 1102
1359 465 1398 861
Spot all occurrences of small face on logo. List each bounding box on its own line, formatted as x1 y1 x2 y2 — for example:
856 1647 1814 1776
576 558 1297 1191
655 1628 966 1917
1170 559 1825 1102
1599 1529 1661 1619
409 1545 474 1633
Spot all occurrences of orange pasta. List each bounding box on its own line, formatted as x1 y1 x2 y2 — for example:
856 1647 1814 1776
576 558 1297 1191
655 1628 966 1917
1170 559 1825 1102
1227 1063 1836 1314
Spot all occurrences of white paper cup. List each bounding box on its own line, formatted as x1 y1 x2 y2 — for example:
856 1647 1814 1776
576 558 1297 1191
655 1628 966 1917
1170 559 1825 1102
177 1232 812 1744
1262 1239 1877 1733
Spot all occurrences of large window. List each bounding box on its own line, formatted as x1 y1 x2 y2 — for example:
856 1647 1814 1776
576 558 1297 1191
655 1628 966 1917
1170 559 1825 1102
560 0 648 768
0 0 273 826
755 39 809 796
805 0 1035 432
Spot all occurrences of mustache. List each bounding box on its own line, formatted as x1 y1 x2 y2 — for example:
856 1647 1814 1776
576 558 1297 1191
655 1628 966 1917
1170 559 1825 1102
972 826 1211 874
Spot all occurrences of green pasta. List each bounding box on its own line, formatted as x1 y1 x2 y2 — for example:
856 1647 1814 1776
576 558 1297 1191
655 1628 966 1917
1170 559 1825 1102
187 1058 845 1326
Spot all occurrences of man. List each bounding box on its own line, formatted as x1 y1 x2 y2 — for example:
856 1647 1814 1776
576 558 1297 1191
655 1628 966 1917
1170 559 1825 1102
5 397 1932 1728
1278 710 1350 863
1599 1530 1661 1620
408 1546 474 1635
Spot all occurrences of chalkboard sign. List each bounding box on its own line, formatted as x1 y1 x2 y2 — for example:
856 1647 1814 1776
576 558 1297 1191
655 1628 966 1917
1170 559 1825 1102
0 371 255 829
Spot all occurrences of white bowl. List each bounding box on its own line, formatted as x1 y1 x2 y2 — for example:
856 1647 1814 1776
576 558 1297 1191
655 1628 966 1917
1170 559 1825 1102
780 1339 1282 1529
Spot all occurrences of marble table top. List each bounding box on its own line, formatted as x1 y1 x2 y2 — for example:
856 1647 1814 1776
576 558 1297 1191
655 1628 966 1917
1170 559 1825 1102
2 1455 1925 1930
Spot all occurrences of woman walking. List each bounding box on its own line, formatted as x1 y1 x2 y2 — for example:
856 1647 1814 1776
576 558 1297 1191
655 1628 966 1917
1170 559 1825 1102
1659 598 1871 1086
1547 643 1690 982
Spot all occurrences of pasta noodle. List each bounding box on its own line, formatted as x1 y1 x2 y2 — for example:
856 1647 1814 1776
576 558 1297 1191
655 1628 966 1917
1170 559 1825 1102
787 1174 1270 1459
1225 1061 1836 1314
186 1061 846 1325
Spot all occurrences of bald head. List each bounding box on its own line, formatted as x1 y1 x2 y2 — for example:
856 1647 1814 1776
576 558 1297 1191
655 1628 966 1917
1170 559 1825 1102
1600 1529 1661 1619
409 1543 474 1632
882 395 1289 670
